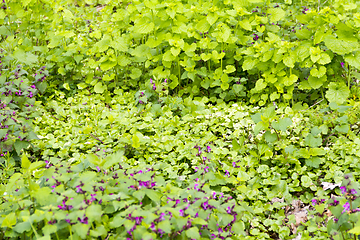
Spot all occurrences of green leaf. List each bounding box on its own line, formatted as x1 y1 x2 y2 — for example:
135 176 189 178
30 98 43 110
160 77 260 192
310 148 326 156
220 82 229 90
92 34 111 53
37 236 51 240
242 57 258 71
86 205 103 222
185 227 200 239
254 79 267 92
304 134 322 148
196 18 210 32
63 82 70 90
308 75 326 89
100 61 117 71
87 154 101 166
272 118 292 132
134 17 154 34
94 82 106 94
33 187 53 205
143 189 161 204
42 224 57 235
349 226 360 235
13 221 31 233
344 52 360 69
158 220 171 234
163 50 176 62
206 12 219 25
15 141 30 155
310 66 326 78
132 134 140 148
1 212 16 228
239 19 252 31
319 52 331 64
37 82 48 94
283 54 295 68
335 124 350 133
224 65 236 73
264 131 277 143
254 121 269 135
283 74 298 86
232 221 245 235
0 129 7 139
112 36 129 52
301 175 312 188
74 223 90 239
130 68 142 79
325 82 350 104
305 157 322 168
324 35 359 55
268 8 285 22
0 9 6 19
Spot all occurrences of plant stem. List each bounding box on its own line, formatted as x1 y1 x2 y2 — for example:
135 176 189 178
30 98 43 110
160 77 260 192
348 65 351 89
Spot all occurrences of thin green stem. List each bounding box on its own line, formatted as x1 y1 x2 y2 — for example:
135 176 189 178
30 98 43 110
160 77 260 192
68 225 73 240
348 65 351 89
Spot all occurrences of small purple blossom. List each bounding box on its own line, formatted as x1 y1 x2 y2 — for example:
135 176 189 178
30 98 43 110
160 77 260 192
78 215 88 224
206 145 211 153
311 199 317 206
350 189 357 195
341 62 345 68
340 186 347 194
342 202 350 213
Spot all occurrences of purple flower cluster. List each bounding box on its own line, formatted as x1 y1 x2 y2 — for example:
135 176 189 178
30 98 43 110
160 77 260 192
302 6 309 14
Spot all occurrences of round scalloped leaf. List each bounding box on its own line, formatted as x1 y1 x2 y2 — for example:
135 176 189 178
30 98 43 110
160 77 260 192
325 82 350 104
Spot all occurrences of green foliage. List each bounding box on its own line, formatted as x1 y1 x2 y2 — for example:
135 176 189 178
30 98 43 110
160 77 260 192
1 0 359 105
1 0 360 239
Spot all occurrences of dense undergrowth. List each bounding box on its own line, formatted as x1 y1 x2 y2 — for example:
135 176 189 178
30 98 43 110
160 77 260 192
1 0 360 239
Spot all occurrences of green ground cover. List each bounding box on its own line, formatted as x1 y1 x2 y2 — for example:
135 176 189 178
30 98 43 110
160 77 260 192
1 0 360 239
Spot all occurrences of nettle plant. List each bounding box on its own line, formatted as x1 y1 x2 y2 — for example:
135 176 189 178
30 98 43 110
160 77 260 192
0 151 252 240
0 52 48 162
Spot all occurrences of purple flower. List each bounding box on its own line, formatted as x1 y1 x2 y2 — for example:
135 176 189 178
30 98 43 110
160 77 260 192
206 146 211 153
179 209 184 216
78 215 88 224
212 192 216 198
194 184 199 191
139 100 144 104
152 83 156 90
341 62 345 68
204 166 209 173
342 202 350 213
340 186 347 194
150 78 153 84
194 167 199 172
311 199 317 206
164 79 167 83
96 166 100 172
225 170 230 177
350 189 357 195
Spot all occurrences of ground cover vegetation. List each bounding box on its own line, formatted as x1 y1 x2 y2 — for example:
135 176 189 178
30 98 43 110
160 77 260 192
0 0 360 239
